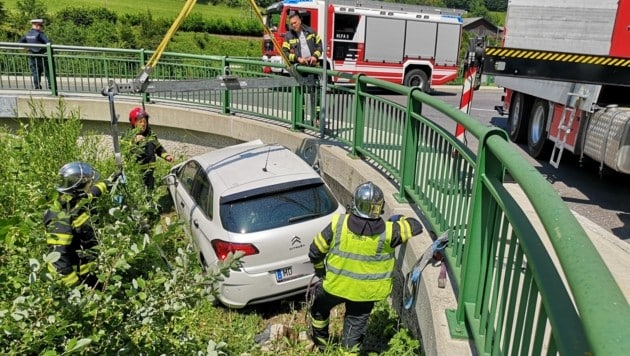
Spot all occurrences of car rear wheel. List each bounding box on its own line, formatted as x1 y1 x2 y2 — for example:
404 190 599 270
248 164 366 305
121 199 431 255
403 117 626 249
527 99 551 158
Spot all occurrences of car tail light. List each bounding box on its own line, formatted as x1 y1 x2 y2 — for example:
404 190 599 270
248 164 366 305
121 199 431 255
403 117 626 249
211 239 259 261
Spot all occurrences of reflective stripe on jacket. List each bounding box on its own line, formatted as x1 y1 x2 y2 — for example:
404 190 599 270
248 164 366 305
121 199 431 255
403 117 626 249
321 214 396 301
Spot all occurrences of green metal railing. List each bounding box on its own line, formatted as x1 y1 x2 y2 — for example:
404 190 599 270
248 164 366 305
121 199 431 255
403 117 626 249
1 43 628 355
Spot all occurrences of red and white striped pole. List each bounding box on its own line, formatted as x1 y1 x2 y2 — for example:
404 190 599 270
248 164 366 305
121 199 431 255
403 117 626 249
456 63 477 144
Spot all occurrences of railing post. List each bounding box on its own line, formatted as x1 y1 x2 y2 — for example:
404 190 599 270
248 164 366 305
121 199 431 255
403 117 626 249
291 68 305 131
446 127 509 340
221 57 231 114
350 74 367 158
395 87 423 203
139 49 149 103
46 43 57 96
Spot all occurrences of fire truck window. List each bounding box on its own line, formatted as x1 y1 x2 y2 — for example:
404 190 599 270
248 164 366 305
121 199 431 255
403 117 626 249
334 14 360 40
301 12 312 27
266 14 280 31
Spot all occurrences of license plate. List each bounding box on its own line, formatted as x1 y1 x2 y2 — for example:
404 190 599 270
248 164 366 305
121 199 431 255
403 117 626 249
275 266 294 282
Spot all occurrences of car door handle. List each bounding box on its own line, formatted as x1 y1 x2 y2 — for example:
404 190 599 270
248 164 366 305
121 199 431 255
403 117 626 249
180 201 184 208
193 219 199 228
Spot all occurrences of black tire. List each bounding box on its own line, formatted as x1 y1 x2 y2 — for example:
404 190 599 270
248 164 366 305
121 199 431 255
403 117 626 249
508 92 531 143
527 99 551 158
403 69 429 92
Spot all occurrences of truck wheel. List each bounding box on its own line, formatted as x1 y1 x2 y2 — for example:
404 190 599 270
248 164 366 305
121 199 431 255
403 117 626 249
508 92 530 143
527 99 550 158
404 69 429 92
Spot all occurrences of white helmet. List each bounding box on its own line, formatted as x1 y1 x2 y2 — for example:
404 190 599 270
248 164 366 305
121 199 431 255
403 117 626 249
56 162 100 194
351 182 384 219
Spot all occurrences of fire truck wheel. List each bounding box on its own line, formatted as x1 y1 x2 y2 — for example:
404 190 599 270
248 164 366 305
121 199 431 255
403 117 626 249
527 99 551 158
508 92 531 143
403 69 429 92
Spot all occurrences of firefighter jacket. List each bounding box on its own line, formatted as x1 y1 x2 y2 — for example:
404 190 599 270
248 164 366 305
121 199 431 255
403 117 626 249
43 181 108 286
282 24 322 64
124 126 169 171
308 213 422 301
18 28 51 54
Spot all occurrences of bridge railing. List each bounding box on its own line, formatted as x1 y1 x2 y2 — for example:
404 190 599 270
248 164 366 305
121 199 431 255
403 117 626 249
1 43 628 355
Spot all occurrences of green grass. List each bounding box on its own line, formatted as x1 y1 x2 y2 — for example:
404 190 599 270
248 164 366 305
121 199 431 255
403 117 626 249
3 0 251 20
169 32 261 56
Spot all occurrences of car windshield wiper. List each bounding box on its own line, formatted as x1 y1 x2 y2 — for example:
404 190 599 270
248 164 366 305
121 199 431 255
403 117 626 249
288 213 320 223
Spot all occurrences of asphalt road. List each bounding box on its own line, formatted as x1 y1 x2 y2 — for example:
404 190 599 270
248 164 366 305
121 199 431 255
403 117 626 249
376 85 630 243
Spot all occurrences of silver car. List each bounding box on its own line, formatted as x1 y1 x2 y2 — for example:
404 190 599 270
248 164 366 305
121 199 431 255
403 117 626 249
165 140 344 308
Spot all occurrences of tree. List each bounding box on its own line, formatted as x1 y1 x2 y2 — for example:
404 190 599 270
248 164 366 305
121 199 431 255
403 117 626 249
0 1 6 23
444 0 468 10
485 0 507 12
468 0 489 17
15 0 48 23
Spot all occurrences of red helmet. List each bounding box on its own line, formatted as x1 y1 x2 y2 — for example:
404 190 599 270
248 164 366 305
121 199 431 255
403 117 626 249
129 107 149 127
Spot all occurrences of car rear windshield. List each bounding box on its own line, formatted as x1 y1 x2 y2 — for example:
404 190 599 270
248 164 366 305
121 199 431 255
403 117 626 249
219 182 339 233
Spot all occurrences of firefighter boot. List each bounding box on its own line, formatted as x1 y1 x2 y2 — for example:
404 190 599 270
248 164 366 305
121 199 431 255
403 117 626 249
309 315 330 351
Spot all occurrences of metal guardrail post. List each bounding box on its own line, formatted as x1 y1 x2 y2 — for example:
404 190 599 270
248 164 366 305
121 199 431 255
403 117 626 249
448 127 509 340
139 49 148 103
221 57 231 115
291 68 305 130
46 44 57 96
396 87 423 203
351 74 367 158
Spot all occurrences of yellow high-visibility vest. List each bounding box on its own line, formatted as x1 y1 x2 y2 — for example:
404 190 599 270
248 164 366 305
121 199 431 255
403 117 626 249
323 214 396 301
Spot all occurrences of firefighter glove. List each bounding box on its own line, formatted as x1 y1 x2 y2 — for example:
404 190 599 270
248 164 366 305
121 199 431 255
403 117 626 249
315 267 326 279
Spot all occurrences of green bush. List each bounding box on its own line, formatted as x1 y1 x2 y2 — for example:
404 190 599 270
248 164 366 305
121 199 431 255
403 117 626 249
56 7 118 27
0 101 243 354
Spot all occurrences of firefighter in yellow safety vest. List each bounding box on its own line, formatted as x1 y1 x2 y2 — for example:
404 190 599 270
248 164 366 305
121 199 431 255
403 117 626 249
308 181 423 352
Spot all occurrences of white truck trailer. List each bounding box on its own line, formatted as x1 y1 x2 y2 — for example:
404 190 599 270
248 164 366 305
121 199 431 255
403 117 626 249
484 0 630 174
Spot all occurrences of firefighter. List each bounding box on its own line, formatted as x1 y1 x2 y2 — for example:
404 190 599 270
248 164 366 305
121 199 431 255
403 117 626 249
308 181 423 353
44 162 120 287
125 107 174 191
282 12 323 125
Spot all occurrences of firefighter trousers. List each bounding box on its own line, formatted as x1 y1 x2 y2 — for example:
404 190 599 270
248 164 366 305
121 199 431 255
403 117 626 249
47 242 98 287
309 282 375 351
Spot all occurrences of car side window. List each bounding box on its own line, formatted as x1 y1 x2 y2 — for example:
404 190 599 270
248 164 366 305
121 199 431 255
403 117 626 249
178 160 200 194
192 171 213 219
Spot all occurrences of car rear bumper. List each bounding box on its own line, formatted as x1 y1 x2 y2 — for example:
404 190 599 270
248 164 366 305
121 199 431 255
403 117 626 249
217 269 315 308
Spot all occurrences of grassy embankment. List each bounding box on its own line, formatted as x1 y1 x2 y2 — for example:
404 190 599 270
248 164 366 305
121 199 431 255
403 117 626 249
4 0 261 56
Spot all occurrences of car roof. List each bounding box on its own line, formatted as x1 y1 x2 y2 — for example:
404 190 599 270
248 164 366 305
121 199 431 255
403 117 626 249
192 140 321 198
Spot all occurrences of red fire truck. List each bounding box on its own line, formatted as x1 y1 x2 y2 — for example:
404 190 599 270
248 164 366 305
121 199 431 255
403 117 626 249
261 0 464 92
485 0 630 174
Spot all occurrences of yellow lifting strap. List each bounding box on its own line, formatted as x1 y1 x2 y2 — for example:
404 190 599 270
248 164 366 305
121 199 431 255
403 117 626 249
245 0 301 79
135 0 198 84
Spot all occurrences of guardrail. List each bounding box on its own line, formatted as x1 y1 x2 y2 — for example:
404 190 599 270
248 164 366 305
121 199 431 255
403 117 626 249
1 42 628 355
